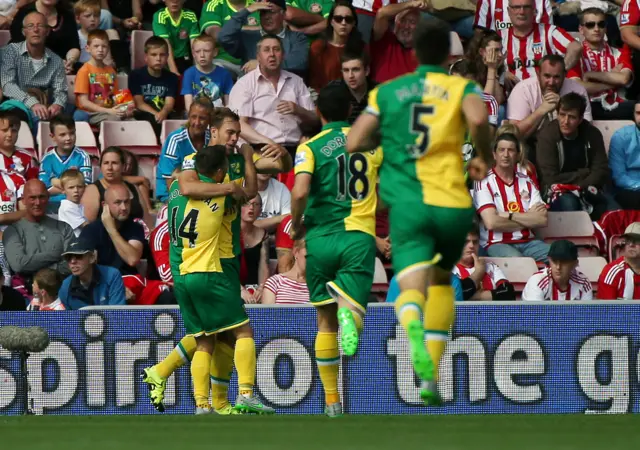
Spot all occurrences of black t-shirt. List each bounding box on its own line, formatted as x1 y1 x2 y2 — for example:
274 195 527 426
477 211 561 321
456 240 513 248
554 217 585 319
80 218 146 275
561 136 588 174
108 0 133 20
0 286 27 311
129 67 180 111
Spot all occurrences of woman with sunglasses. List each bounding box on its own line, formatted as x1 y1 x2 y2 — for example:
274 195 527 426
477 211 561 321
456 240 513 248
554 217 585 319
309 0 364 92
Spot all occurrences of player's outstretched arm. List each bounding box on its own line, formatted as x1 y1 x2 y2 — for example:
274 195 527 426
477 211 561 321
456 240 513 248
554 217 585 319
347 113 380 154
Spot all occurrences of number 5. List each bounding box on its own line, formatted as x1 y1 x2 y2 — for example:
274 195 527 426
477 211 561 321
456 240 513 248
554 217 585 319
408 104 435 158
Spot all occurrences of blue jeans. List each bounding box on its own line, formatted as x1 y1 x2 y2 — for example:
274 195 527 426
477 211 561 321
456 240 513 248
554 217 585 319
486 239 550 262
73 109 90 122
100 10 113 30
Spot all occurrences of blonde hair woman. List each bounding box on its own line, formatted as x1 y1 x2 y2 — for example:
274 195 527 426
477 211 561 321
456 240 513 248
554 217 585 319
262 239 309 305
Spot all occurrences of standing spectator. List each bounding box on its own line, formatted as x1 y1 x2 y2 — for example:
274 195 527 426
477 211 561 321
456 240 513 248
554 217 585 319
240 194 269 303
536 93 613 213
598 223 640 299
228 35 316 151
256 173 291 231
327 50 376 124
522 240 593 300
467 31 506 105
58 236 126 309
309 0 363 92
609 104 640 210
1 12 67 123
473 0 552 33
57 169 88 238
262 239 309 304
507 55 592 139
27 268 64 310
567 8 634 121
0 111 38 180
150 219 171 283
152 0 199 75
473 132 550 261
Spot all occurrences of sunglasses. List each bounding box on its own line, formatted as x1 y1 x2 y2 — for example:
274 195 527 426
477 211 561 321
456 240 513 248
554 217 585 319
333 15 355 24
584 20 606 29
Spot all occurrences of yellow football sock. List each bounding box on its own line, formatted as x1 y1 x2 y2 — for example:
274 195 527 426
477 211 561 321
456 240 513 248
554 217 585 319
315 332 340 405
191 350 212 406
395 289 426 330
424 285 455 381
210 341 234 410
155 335 197 379
234 337 256 397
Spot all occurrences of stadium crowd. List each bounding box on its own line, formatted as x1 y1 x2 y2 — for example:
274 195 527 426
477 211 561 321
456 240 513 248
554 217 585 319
0 0 639 312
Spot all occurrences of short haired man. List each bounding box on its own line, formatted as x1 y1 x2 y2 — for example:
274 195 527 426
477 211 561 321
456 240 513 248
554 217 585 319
522 240 592 300
598 223 640 299
327 50 377 124
608 101 640 210
473 0 552 33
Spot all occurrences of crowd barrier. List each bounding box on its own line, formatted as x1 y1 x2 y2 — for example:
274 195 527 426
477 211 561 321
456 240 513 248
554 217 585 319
0 302 637 415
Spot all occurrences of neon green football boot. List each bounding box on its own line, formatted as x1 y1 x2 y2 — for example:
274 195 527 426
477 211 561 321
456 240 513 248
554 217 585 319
141 366 167 412
337 307 359 356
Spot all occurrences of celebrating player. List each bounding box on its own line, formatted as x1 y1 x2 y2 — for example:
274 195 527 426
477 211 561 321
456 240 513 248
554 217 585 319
290 84 382 418
347 18 492 406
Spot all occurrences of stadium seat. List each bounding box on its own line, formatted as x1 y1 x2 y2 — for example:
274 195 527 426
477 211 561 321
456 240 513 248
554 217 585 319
578 257 607 287
609 234 625 261
0 30 10 47
485 257 538 293
66 75 76 105
131 30 154 71
536 211 599 255
38 121 100 160
17 121 37 159
99 121 160 156
593 120 633 154
117 73 128 91
138 156 158 194
160 119 185 145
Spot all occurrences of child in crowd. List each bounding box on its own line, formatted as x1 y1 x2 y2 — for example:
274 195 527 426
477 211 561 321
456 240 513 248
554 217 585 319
28 268 65 311
152 0 200 75
58 169 89 238
181 35 234 109
74 30 133 124
39 115 92 204
74 0 121 69
130 36 180 136
0 111 38 180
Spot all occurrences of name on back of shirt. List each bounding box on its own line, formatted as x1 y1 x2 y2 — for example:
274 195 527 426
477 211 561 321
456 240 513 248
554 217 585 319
320 136 346 157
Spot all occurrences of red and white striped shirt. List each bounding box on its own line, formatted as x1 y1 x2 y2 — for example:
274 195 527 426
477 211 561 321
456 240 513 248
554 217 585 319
264 274 309 304
352 0 398 14
275 215 293 251
0 148 38 180
483 93 499 127
502 24 574 80
474 0 553 31
0 171 25 231
597 257 640 300
621 0 640 27
453 261 507 291
523 267 593 300
150 221 171 283
27 298 66 311
473 169 543 247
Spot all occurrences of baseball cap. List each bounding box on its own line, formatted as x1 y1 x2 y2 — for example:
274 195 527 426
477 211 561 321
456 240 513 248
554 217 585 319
264 0 286 11
548 240 578 261
623 222 640 240
62 237 95 257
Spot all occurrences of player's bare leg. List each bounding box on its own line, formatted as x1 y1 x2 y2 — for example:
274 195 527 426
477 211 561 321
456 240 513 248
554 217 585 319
193 335 216 414
316 303 343 418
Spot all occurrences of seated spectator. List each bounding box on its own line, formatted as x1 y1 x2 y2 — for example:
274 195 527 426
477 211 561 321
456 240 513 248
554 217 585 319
507 55 592 140
217 0 309 76
75 0 125 70
59 236 126 309
0 111 38 180
256 173 291 231
156 98 213 201
598 222 640 299
1 12 67 123
152 0 200 74
370 0 423 83
121 150 152 213
495 123 539 187
150 219 171 283
473 132 550 262
536 93 614 215
240 195 269 303
181 34 234 109
608 103 640 210
58 169 88 238
453 226 515 301
327 50 376 125
522 240 593 300
103 0 143 33
130 36 180 137
38 115 92 204
0 274 27 310
82 147 150 223
472 0 553 35
386 274 464 302
262 238 309 304
3 180 74 292
467 30 505 106
275 214 293 273
81 184 145 275
123 273 174 305
229 35 317 152
309 0 363 92
27 267 64 310
568 8 634 121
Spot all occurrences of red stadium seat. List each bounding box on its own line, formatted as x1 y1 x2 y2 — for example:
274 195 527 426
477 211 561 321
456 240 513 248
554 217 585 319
592 120 633 154
160 119 185 145
17 121 37 160
578 257 607 292
99 121 160 157
0 30 10 47
536 211 599 255
485 257 538 294
131 30 154 71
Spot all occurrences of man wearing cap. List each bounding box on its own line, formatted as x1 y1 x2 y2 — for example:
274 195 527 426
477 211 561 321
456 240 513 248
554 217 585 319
522 240 593 300
58 237 127 310
597 223 640 300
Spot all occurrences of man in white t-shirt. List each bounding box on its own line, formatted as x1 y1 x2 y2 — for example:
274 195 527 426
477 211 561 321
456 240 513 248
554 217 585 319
522 240 593 300
256 173 291 231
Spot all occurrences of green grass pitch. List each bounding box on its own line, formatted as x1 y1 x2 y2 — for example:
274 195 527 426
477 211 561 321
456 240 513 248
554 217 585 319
2 415 640 450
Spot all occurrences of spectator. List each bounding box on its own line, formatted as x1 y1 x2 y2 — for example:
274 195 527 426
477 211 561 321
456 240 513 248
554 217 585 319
473 0 552 34
507 54 592 139
0 111 38 180
121 150 152 212
228 34 316 152
103 0 142 33
181 34 234 109
150 219 171 283
38 115 92 204
598 222 640 299
567 8 634 121
240 194 269 303
275 214 293 273
620 0 640 98
75 0 124 70
217 0 309 76
473 132 550 261
152 0 199 75
156 98 213 201
81 147 150 223
284 0 332 37
58 236 126 309
450 58 499 132
130 36 180 136
256 173 291 231
262 238 309 304
308 0 363 92
536 93 613 213
370 0 424 84
522 240 592 300
495 122 539 187
57 169 88 238
10 0 81 73
609 104 640 210
3 179 74 291
467 30 505 105
0 275 27 310
1 12 67 123
27 267 64 310
123 273 174 305
327 49 376 125
453 227 515 301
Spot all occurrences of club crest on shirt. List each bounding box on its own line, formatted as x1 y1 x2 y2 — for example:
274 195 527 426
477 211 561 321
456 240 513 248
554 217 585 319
621 13 630 25
520 190 530 202
230 162 241 175
247 16 258 26
3 190 14 200
310 3 322 13
532 42 543 55
507 201 521 212
179 29 188 39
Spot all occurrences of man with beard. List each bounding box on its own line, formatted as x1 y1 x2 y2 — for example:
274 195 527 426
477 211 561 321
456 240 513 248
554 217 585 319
598 223 640 299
